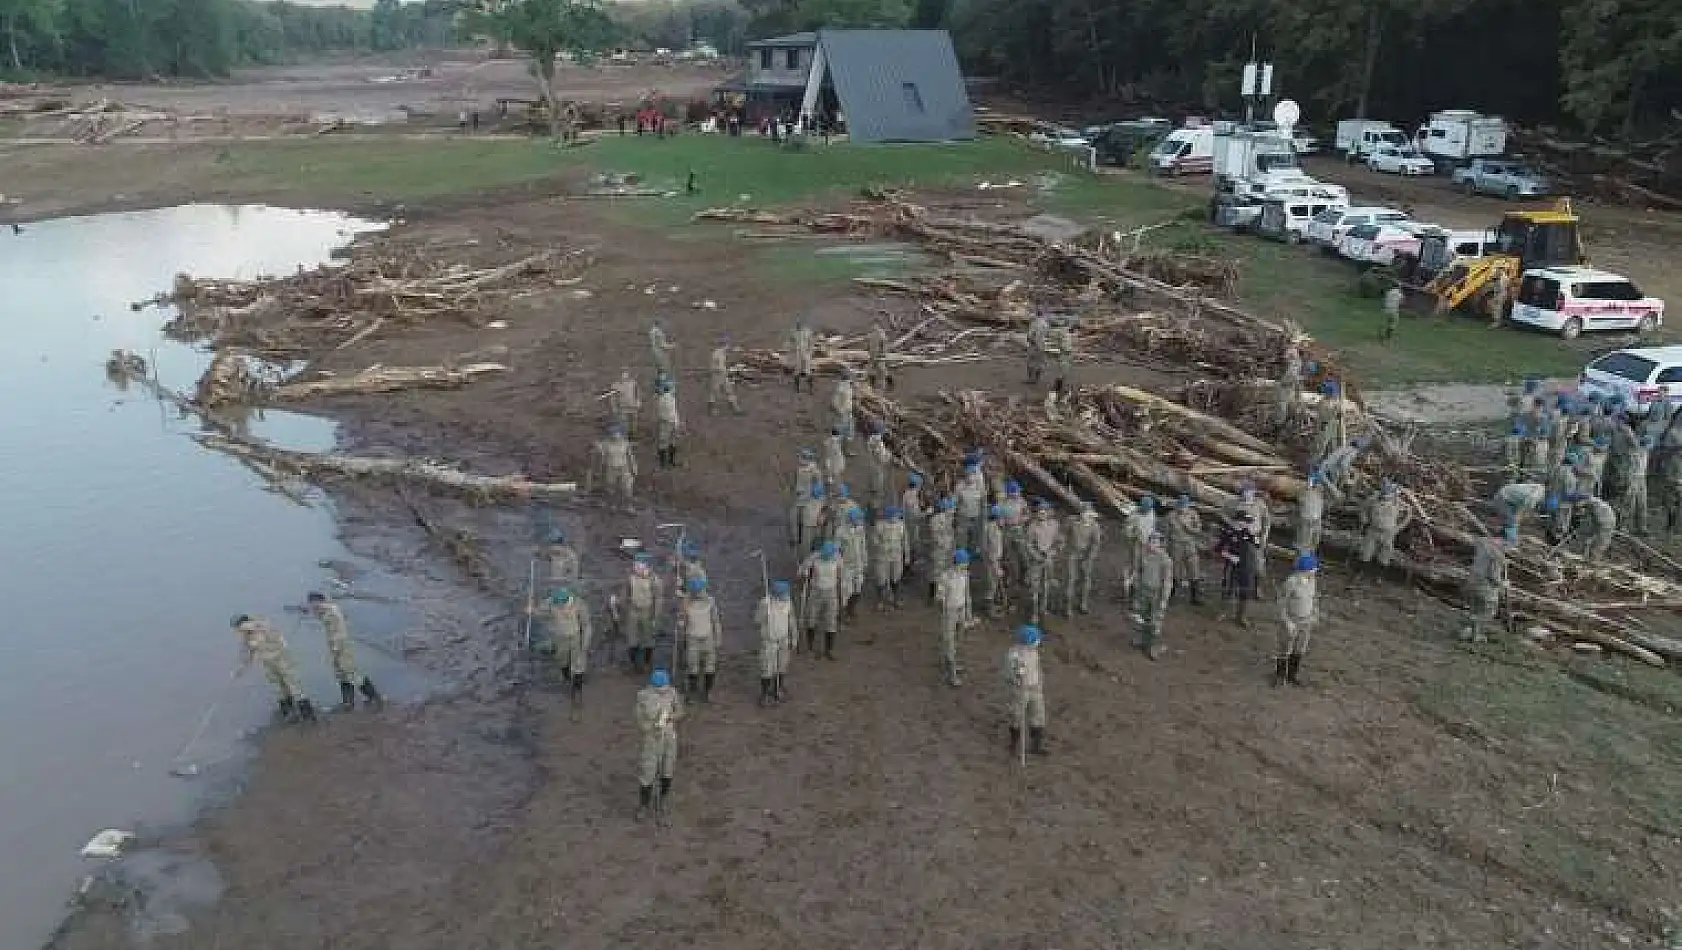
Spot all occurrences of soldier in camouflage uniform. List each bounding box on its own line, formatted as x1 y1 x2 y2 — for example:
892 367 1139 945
634 669 683 821
308 592 381 710
1132 533 1174 659
1164 494 1205 605
756 581 798 706
1004 625 1048 757
233 614 316 723
1061 500 1103 615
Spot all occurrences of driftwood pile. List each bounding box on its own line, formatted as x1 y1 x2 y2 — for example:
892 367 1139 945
699 196 1682 665
157 246 590 359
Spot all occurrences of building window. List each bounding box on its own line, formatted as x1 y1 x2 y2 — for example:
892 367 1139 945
759 48 772 70
902 82 924 112
786 48 801 70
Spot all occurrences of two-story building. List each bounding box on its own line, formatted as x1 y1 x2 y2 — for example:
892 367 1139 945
715 29 975 144
715 32 819 123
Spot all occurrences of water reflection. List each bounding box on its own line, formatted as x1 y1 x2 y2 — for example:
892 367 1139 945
0 205 415 948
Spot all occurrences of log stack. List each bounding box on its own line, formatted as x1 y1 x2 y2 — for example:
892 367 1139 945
697 196 1682 667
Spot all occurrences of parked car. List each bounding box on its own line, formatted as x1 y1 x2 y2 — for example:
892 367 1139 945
1305 205 1411 251
1365 144 1435 176
1579 346 1682 416
1337 223 1423 266
1030 128 1091 151
1510 266 1664 339
1452 159 1551 198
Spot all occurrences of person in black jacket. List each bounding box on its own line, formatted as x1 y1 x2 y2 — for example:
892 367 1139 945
1216 511 1262 628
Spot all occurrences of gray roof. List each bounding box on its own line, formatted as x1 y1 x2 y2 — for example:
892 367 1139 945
817 30 974 144
746 32 817 49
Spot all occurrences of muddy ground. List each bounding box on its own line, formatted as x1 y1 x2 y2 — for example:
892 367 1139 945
43 172 1682 949
37 52 725 124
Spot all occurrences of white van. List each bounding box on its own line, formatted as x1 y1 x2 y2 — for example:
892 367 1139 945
1579 346 1682 416
1510 266 1665 339
1257 195 1346 243
1150 127 1214 176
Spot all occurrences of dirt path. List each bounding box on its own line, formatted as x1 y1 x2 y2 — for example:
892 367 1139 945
49 189 1676 949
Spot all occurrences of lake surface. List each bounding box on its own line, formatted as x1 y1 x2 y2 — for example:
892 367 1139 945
0 205 426 948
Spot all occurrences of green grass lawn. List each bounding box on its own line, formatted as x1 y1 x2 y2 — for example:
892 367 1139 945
27 132 1626 388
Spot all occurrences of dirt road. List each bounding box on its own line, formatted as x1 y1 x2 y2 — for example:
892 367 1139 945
45 181 1676 949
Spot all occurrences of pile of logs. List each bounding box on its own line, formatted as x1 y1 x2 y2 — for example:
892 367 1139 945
699 196 1682 666
157 246 591 358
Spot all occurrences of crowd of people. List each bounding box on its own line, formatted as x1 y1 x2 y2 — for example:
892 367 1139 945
232 315 1655 823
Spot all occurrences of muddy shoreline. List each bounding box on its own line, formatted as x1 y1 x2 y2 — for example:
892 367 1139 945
43 186 1678 950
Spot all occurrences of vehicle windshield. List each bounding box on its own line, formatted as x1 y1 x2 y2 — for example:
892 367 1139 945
1256 151 1298 172
1378 131 1406 146
1507 166 1538 178
1151 137 1180 156
1589 352 1658 384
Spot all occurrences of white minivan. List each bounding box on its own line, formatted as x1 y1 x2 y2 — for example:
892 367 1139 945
1509 266 1665 339
1579 346 1682 416
1304 206 1410 252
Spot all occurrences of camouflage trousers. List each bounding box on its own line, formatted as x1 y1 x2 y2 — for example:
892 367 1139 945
639 730 677 785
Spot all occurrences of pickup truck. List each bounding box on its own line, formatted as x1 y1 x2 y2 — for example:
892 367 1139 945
1451 159 1551 199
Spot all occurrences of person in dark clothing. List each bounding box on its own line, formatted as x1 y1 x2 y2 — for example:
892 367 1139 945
1215 512 1263 628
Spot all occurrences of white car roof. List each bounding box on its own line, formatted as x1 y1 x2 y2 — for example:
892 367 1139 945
1596 346 1682 364
1340 206 1402 218
1526 266 1632 283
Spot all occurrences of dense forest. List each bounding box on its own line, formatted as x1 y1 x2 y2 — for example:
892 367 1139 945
741 0 1681 136
0 0 457 78
2 0 1674 138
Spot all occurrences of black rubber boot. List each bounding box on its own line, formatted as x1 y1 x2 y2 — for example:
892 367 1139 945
774 674 787 702
1029 727 1047 755
1190 581 1205 606
1272 657 1289 687
636 784 652 821
339 681 356 710
702 673 715 703
1009 725 1022 758
571 673 586 708
668 446 680 467
278 697 297 722
359 677 383 707
890 582 901 608
1287 653 1306 686
686 674 699 698
658 777 673 815
758 677 772 707
824 630 836 660
297 698 318 723
642 647 654 672
804 627 817 654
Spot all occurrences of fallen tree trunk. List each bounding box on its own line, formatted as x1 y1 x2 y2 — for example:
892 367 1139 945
274 363 508 401
196 433 576 501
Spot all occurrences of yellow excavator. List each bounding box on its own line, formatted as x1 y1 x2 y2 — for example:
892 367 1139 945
1418 198 1587 313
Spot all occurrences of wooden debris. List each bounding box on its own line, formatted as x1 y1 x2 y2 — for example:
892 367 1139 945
196 433 576 502
273 363 508 401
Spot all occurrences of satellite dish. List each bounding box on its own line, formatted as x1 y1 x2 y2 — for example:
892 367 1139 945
1273 98 1301 132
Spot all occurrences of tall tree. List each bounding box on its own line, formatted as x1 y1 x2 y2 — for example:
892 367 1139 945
467 0 615 135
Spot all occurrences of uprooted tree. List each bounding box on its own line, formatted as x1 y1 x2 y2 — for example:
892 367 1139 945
462 0 617 138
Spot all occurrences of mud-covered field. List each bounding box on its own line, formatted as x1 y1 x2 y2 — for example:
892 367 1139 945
44 174 1682 949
